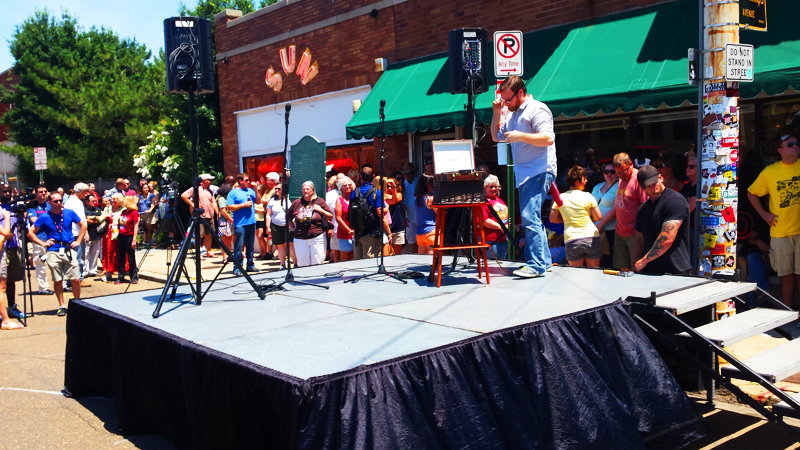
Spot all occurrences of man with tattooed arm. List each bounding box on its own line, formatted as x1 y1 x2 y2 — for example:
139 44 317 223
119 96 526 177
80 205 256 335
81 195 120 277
633 165 691 274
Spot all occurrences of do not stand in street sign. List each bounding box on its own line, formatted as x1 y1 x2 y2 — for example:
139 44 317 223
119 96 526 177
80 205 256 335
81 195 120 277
494 31 523 78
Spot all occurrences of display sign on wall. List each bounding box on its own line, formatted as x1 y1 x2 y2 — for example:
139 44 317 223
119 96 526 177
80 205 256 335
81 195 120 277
265 45 319 93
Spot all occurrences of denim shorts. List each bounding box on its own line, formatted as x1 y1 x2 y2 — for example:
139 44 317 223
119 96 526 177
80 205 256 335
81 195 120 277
338 237 354 252
565 236 602 261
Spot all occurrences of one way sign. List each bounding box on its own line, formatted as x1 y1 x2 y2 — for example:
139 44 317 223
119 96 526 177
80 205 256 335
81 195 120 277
494 31 523 77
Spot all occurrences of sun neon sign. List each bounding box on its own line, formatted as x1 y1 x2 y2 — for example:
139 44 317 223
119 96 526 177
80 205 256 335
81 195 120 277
265 45 319 93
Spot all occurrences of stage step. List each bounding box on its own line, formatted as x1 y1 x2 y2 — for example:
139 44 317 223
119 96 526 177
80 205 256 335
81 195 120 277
773 391 800 420
678 308 798 347
655 281 756 315
721 338 800 383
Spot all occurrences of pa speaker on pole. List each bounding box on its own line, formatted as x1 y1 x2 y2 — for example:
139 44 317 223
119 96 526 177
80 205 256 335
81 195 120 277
448 28 488 95
164 17 215 94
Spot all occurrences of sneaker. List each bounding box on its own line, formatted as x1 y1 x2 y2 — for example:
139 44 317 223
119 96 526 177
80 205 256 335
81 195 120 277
39 289 54 295
246 266 258 273
233 269 242 277
114 280 123 285
200 250 209 257
513 267 545 278
56 307 67 317
86 272 97 277
8 306 25 319
80 280 92 287
546 265 553 272
131 279 139 285
279 265 286 271
64 285 72 292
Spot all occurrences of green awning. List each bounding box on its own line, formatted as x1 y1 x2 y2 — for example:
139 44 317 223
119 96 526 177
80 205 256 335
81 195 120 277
347 0 800 140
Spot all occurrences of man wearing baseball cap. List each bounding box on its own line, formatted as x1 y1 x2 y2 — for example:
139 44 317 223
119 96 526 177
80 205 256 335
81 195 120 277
633 165 691 275
181 174 220 258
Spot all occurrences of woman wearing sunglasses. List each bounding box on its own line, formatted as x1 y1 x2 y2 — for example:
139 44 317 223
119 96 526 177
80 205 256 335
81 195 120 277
591 162 618 267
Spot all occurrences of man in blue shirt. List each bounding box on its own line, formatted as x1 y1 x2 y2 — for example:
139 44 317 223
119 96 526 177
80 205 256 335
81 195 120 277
226 173 258 274
26 186 53 295
351 165 389 260
491 75 557 278
28 193 87 317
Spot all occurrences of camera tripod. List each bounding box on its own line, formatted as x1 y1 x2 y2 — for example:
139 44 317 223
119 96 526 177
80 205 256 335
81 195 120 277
7 207 36 326
125 195 189 294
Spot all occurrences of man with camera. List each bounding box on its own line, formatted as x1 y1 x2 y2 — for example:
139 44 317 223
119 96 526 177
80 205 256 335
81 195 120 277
27 186 53 295
27 192 87 317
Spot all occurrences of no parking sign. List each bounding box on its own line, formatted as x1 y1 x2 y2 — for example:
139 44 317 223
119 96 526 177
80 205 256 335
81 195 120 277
494 31 523 77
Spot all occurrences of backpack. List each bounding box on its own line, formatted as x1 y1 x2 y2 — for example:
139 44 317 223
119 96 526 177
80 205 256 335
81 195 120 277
348 186 378 239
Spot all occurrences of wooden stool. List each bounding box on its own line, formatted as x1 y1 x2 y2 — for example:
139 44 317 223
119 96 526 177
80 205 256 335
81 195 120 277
430 203 490 287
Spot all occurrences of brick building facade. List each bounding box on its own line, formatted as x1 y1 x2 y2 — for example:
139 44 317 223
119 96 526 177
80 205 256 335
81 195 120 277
214 0 668 179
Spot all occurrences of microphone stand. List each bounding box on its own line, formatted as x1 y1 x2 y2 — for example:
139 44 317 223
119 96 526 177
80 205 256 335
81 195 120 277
345 99 407 285
265 103 329 293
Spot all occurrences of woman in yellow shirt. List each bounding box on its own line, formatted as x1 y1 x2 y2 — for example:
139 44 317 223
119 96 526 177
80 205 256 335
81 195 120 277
550 166 602 268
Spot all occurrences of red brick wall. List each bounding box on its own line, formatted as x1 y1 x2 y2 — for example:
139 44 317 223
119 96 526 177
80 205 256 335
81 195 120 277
216 0 674 175
216 11 395 175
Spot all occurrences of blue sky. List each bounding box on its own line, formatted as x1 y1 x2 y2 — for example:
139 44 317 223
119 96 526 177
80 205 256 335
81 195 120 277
0 0 202 70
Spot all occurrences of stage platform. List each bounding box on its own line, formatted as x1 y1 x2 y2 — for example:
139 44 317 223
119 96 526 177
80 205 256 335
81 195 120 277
65 255 708 449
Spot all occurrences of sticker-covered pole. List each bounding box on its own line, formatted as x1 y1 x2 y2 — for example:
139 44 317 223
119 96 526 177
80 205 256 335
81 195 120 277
698 0 739 278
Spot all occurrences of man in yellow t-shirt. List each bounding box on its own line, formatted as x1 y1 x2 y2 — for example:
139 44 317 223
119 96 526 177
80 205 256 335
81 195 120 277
747 134 800 307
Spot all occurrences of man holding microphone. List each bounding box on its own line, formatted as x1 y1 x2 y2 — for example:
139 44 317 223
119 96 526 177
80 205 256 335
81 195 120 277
491 75 557 278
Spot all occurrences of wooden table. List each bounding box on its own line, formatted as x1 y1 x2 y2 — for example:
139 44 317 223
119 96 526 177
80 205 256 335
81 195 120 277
430 203 490 287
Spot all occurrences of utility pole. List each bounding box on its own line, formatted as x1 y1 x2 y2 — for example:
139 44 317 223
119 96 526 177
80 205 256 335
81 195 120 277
697 0 740 279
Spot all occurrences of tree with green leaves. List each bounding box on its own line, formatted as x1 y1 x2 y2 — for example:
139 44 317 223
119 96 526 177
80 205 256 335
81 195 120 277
0 10 168 188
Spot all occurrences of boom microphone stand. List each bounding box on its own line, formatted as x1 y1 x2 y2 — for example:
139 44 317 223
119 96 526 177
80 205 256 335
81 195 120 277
264 103 328 293
345 99 407 285
153 84 265 318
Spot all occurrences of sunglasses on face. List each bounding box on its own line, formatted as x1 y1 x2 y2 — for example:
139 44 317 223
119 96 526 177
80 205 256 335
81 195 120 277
784 141 800 148
687 164 697 169
603 170 616 175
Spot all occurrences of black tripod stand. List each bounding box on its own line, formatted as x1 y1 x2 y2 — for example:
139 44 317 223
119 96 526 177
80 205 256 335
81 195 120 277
264 103 329 293
125 191 188 294
345 99 406 285
9 208 35 326
152 86 265 318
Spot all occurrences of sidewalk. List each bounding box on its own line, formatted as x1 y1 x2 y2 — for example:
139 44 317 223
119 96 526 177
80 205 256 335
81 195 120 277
135 247 282 284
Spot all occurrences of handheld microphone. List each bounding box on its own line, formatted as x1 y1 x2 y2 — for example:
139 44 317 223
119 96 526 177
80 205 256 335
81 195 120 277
379 99 385 120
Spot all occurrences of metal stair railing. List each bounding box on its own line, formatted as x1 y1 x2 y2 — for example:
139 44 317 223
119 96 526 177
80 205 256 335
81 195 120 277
631 309 800 437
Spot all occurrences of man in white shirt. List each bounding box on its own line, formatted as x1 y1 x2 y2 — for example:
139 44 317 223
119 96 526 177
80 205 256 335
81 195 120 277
63 183 90 286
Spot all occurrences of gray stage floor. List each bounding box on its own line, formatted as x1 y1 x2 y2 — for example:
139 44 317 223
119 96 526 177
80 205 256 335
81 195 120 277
83 255 703 380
